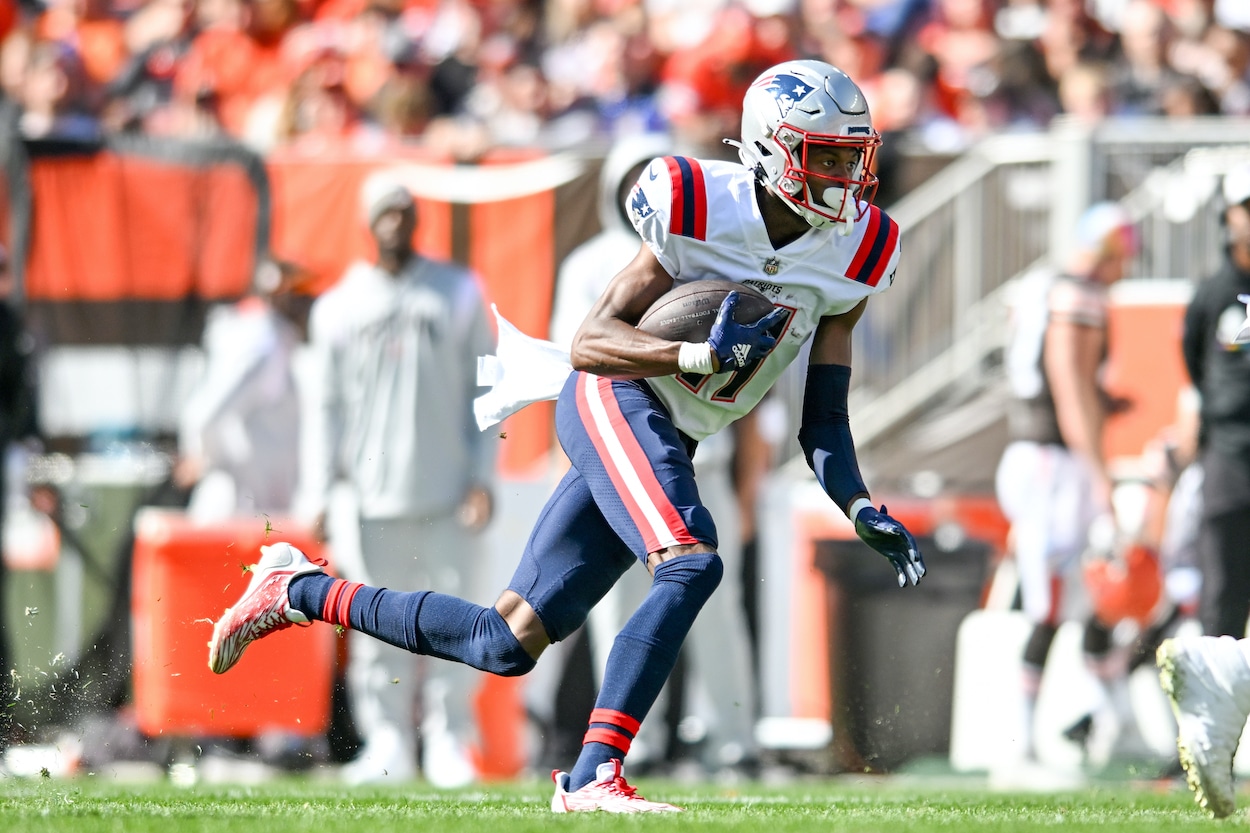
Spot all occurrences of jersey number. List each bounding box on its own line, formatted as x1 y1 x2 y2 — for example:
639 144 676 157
677 307 794 400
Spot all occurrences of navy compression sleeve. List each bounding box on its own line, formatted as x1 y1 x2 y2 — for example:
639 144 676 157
797 364 869 515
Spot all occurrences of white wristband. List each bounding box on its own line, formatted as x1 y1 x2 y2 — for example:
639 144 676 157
847 497 874 521
678 341 716 375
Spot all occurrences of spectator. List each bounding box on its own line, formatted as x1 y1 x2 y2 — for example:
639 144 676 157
0 0 1242 153
1108 0 1184 115
36 0 127 89
1181 163 1250 639
421 0 483 120
911 0 1002 125
467 56 551 148
1159 71 1221 115
1057 60 1114 124
1198 25 1250 115
16 40 102 140
1033 0 1118 101
369 59 434 139
658 3 797 154
302 172 497 786
271 46 376 152
102 0 196 133
172 0 301 137
543 18 667 142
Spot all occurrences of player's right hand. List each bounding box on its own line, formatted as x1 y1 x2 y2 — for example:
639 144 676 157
854 504 927 588
707 292 787 371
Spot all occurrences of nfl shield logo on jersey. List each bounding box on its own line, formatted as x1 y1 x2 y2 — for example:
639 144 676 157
763 257 780 276
752 73 815 119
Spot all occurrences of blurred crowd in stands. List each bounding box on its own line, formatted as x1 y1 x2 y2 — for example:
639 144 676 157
0 0 1247 162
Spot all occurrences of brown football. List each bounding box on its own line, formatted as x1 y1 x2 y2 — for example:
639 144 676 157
636 279 775 342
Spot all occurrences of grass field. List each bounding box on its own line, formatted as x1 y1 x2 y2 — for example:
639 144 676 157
0 770 1227 833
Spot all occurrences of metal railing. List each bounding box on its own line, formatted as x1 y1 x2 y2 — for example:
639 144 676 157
800 116 1250 465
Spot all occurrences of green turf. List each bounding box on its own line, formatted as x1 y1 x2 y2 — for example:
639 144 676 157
0 773 1230 833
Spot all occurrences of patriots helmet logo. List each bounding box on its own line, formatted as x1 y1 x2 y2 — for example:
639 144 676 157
628 184 654 225
753 73 816 119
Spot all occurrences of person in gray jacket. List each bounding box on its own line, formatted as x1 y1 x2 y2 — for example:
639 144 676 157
304 173 497 786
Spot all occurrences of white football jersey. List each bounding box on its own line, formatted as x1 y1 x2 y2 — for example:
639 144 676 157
628 155 900 440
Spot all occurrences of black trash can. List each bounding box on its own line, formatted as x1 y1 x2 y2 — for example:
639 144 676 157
815 531 991 772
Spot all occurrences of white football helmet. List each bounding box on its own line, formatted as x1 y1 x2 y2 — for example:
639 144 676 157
727 60 881 233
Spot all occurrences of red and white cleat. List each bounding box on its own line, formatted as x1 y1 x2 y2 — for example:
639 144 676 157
207 542 326 674
550 759 682 813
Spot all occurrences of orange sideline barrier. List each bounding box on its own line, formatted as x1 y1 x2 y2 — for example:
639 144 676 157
472 676 527 780
470 149 558 479
131 509 333 738
1103 294 1189 460
265 149 454 296
25 154 258 301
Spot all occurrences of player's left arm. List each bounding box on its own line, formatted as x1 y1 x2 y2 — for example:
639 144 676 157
799 299 926 588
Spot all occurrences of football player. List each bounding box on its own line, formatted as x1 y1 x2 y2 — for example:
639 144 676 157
996 201 1138 765
207 59 925 812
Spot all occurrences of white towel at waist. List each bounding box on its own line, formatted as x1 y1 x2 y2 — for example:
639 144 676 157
475 305 575 430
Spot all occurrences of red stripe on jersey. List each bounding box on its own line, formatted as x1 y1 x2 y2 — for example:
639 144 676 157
846 205 883 281
687 158 707 241
664 157 684 236
863 214 899 287
664 156 708 241
590 708 642 736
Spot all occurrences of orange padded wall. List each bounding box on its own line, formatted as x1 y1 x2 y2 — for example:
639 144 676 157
131 510 333 738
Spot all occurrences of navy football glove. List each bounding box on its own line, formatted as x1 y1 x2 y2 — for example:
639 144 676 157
707 292 787 371
854 504 926 588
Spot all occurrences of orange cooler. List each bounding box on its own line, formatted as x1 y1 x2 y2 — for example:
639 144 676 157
131 509 334 738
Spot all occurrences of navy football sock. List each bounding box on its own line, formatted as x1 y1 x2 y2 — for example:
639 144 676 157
288 572 334 620
568 552 723 791
288 575 535 676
